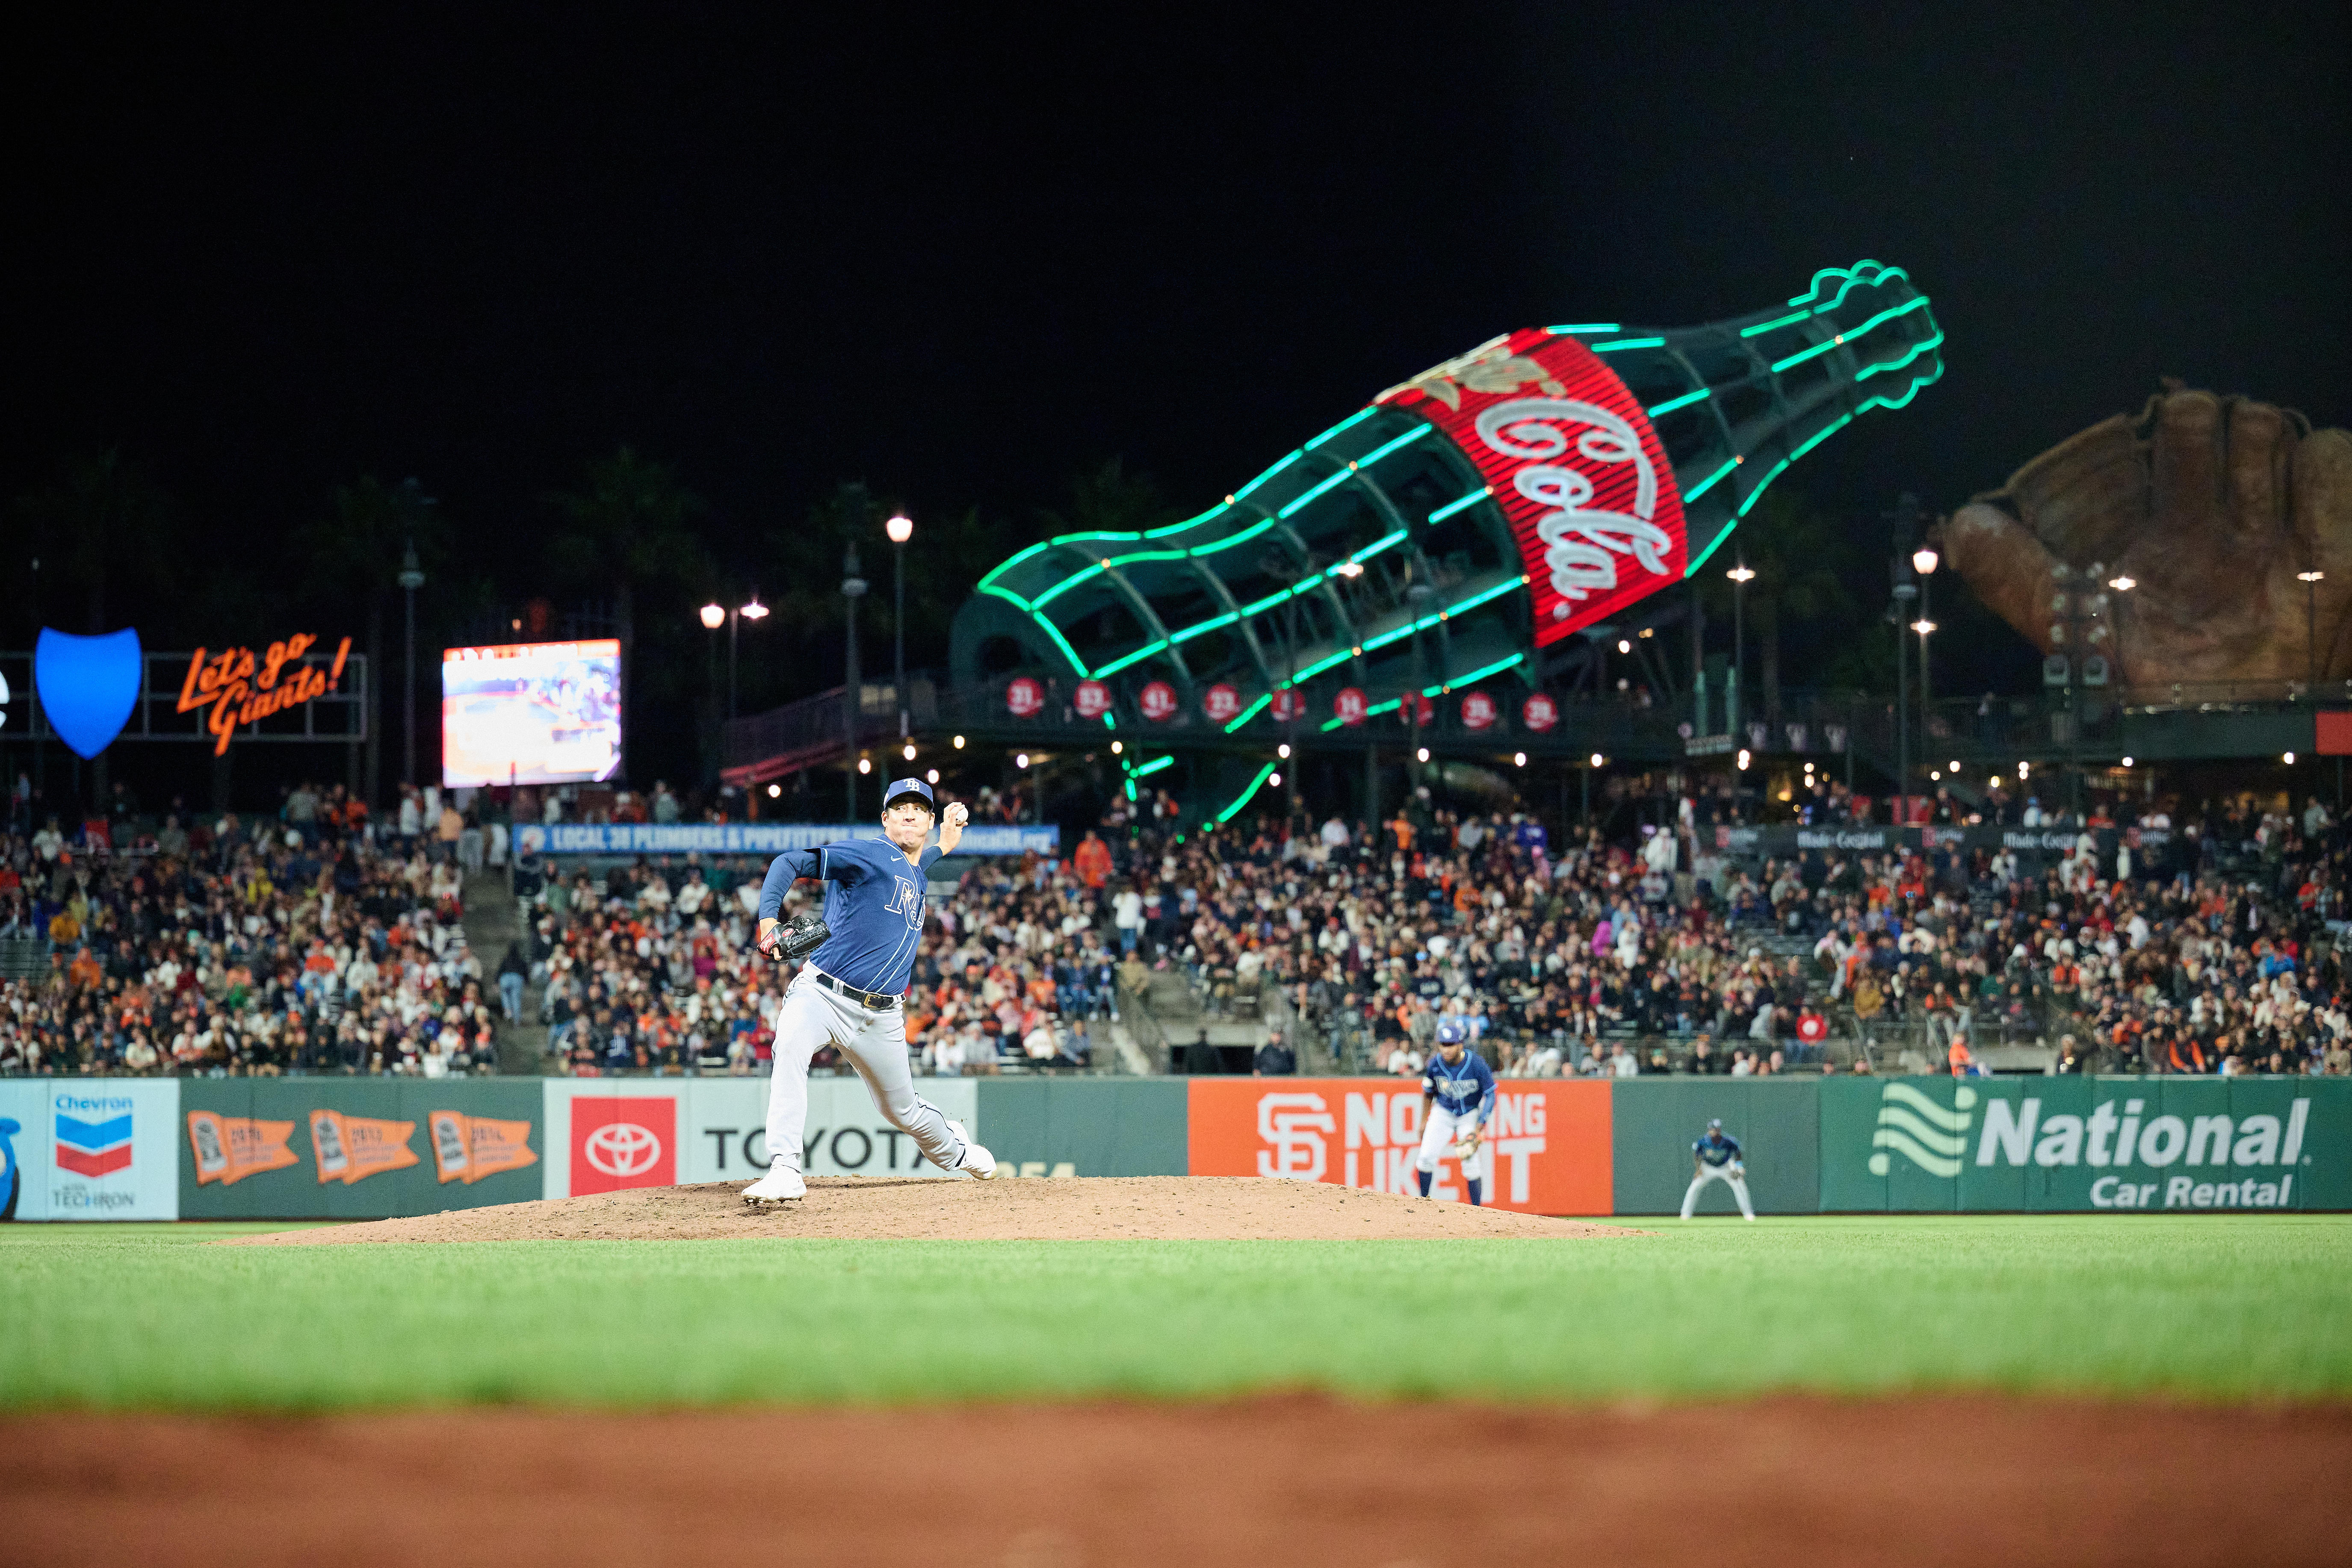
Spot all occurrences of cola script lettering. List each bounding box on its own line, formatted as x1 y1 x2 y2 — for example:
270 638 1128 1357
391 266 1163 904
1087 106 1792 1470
1474 398 1670 613
176 633 353 756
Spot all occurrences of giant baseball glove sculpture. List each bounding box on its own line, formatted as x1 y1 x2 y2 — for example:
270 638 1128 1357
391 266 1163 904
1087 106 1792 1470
1946 389 2352 685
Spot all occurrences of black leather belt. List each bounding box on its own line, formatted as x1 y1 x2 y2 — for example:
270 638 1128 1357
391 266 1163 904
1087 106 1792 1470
809 968 902 1010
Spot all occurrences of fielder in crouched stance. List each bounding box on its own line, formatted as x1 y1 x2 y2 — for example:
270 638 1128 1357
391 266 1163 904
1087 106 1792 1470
740 777 996 1205
1681 1117 1756 1221
1416 1017 1495 1206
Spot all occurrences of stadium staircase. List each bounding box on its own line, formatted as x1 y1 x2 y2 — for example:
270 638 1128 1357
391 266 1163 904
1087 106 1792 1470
461 870 552 1073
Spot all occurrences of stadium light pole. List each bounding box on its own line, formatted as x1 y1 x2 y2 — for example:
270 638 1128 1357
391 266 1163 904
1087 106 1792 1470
1913 543 1939 771
699 602 724 782
843 541 868 823
2299 570 2325 685
1405 567 1435 799
886 513 913 739
732 596 766 721
1725 555 1755 737
397 535 425 788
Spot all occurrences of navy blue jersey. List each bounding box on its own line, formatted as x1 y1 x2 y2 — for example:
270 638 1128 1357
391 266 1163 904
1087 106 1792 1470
758 839 940 996
1422 1048 1496 1124
1694 1130 1743 1166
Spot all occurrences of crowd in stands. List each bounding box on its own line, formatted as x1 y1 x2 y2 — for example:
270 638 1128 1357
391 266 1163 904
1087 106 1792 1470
9 764 2352 1081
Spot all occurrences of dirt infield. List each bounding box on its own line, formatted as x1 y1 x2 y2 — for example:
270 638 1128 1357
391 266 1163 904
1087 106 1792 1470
6 1396 2344 1567
222 1175 1640 1243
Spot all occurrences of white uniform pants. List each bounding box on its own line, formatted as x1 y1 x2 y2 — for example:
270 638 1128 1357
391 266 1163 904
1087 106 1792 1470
1414 1104 1486 1183
1681 1163 1755 1220
764 970 965 1176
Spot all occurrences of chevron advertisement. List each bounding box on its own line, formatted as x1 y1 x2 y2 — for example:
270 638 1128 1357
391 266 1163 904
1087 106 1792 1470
178 1081 541 1219
0 1080 180 1220
1819 1078 2352 1212
1185 1079 1613 1215
543 1078 981 1196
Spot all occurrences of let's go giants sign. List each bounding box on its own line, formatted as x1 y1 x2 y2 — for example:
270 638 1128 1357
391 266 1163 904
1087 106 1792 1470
1378 331 1687 647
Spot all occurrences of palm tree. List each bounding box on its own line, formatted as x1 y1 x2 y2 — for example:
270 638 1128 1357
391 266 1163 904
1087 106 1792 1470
546 448 710 784
294 477 442 807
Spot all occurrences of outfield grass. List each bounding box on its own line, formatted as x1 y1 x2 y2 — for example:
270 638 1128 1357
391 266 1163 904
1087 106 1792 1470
4 1216 2348 1411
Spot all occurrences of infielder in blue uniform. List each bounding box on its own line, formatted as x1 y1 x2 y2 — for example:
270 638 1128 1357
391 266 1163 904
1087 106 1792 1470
740 778 996 1204
1681 1117 1755 1220
1416 1016 1495 1205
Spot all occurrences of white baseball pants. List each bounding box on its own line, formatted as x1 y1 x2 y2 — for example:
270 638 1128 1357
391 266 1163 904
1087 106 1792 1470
1681 1163 1756 1220
764 970 965 1176
1413 1104 1486 1183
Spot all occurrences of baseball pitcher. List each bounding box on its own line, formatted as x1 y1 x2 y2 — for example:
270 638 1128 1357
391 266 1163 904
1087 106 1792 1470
1415 1016 1495 1206
740 777 997 1204
1681 1117 1756 1221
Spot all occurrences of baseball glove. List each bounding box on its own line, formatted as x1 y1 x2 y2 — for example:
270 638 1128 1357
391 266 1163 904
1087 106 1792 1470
764 911 830 963
1945 388 2352 685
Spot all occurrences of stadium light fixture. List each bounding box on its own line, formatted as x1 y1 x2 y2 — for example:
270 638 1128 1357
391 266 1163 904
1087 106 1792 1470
2284 751 2296 765
1416 747 1430 763
1930 770 1941 780
1268 772 1282 788
1111 739 1123 753
1617 638 1631 653
1737 748 1752 770
1989 776 2001 791
1949 759 1960 772
739 598 769 620
1513 751 1527 767
857 756 872 774
1333 560 1364 578
886 514 914 545
699 603 726 630
953 735 966 749
767 783 780 797
1016 753 1031 769
2122 756 2134 768
1726 562 1756 584
902 742 916 761
2298 570 2325 584
926 768 940 784
2109 575 2137 591
1912 545 1939 576
1278 742 1291 758
1590 752 1604 767
1911 617 1936 636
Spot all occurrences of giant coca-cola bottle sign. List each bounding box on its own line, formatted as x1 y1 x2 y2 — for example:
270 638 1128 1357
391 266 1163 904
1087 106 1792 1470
1377 331 1687 647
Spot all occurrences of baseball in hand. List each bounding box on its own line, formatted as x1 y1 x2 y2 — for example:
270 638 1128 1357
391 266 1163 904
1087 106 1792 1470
944 803 968 828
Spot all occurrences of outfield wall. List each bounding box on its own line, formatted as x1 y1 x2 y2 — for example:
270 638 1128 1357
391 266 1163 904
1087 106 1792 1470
2 1076 2346 1220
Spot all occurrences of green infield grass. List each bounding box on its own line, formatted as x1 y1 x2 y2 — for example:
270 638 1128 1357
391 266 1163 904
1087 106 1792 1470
4 1215 2348 1411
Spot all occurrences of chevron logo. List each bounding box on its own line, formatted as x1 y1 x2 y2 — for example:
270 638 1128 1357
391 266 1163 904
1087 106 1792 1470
56 1108 133 1178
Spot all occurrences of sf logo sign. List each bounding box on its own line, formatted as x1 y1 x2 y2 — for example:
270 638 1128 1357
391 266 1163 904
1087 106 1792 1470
585 1121 663 1178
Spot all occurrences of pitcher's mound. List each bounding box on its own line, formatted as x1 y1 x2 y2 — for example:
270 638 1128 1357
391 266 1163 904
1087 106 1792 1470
225 1176 1638 1244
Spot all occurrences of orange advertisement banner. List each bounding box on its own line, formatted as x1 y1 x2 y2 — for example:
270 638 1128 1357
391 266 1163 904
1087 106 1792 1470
309 1109 419 1185
1186 1078 1612 1216
186 1112 300 1186
428 1110 538 1184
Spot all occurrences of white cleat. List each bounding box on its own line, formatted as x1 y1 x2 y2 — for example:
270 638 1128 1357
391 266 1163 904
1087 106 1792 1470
945 1119 997 1180
742 1163 807 1205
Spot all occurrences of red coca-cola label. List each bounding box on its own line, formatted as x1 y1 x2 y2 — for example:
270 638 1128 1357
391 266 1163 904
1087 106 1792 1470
1203 683 1241 723
1376 331 1688 648
1460 691 1497 730
1139 681 1176 721
1522 692 1559 732
1333 687 1367 726
1269 688 1305 722
1005 677 1043 718
1073 679 1111 718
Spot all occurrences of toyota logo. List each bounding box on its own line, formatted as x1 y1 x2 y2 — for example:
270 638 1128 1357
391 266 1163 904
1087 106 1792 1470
584 1121 663 1178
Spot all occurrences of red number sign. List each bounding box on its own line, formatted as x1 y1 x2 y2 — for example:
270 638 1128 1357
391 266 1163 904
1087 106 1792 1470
1073 679 1111 718
1398 693 1435 727
1203 683 1241 723
1375 331 1688 648
1269 688 1305 722
1333 687 1367 726
1460 691 1497 730
1005 676 1043 718
1522 692 1559 732
1139 681 1177 722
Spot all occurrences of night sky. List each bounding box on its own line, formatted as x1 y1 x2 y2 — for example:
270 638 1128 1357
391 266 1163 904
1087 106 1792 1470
7 5 2348 776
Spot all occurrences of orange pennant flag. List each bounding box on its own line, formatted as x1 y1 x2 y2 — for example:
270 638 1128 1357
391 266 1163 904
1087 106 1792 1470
428 1110 539 1185
309 1109 419 1185
187 1112 299 1186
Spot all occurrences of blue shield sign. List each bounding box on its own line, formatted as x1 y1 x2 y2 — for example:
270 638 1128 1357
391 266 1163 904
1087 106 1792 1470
35 627 143 759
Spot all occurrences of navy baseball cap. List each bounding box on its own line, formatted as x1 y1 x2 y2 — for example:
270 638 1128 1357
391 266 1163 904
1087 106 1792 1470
882 777 936 812
1707 1118 1723 1129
